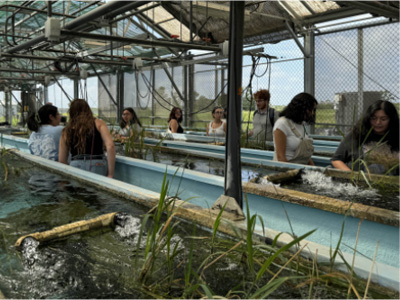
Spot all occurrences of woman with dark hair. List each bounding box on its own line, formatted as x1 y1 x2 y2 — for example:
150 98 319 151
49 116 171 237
117 107 142 141
168 107 184 133
273 92 318 165
331 100 399 174
27 104 63 161
206 106 226 137
59 99 116 178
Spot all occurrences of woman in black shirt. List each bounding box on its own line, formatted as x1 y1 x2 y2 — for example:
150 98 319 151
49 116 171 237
59 99 116 177
331 100 399 174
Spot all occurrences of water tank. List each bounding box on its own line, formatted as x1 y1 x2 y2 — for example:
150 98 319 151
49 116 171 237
334 91 382 134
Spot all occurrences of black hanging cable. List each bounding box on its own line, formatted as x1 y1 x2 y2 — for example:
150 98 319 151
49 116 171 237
136 71 151 109
140 72 173 111
135 70 150 99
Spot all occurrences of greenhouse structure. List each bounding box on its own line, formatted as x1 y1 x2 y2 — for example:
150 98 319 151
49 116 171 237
0 1 399 299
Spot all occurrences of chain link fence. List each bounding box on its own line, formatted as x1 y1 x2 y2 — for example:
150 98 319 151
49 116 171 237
315 21 399 136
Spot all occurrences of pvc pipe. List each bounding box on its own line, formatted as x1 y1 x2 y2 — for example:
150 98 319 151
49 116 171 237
15 212 119 249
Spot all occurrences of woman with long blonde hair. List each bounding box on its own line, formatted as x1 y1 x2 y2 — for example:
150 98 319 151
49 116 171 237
59 99 116 177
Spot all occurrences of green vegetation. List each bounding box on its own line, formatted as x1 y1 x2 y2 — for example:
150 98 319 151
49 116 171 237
127 174 397 299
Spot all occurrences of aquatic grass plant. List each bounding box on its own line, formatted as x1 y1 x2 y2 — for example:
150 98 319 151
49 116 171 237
125 168 397 298
123 129 166 162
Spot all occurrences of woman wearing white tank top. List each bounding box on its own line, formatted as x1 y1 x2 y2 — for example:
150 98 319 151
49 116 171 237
206 106 226 137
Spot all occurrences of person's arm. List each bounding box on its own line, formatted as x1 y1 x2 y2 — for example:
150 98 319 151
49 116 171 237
169 119 179 133
331 160 351 171
96 119 116 178
331 136 352 171
274 128 288 162
223 121 226 134
206 122 210 136
58 131 69 164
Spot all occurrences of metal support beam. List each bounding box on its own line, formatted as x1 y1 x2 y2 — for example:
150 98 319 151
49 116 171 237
304 30 315 95
1 52 132 67
10 91 22 108
4 1 140 54
5 91 11 125
91 64 118 107
284 21 307 57
162 66 185 105
117 70 124 123
61 30 220 52
188 64 194 127
357 28 364 118
151 68 155 125
73 78 79 99
335 1 399 19
0 67 81 76
304 30 315 134
224 1 245 209
44 85 48 103
52 75 72 103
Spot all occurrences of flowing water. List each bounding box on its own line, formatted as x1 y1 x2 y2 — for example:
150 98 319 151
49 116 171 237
1 152 386 299
117 144 398 212
277 170 399 211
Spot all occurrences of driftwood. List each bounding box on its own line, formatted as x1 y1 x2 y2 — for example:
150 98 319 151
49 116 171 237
15 212 118 249
265 169 303 184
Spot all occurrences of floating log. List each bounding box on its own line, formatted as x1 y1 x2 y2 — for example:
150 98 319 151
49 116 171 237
15 212 118 249
264 169 303 184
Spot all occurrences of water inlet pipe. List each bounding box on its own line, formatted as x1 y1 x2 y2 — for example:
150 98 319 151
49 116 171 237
14 212 121 249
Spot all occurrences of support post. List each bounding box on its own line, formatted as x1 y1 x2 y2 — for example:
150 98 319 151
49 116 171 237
304 30 315 133
117 70 124 123
74 77 79 99
224 1 245 209
151 68 155 125
357 28 364 118
188 64 195 128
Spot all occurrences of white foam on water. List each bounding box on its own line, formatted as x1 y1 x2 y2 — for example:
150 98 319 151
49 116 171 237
115 215 142 239
259 177 280 187
301 170 380 199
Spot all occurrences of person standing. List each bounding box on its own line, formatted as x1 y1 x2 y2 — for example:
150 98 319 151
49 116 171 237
249 89 279 142
273 92 318 165
59 99 116 178
27 104 63 161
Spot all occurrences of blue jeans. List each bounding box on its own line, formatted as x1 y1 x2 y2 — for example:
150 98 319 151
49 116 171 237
70 154 108 176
